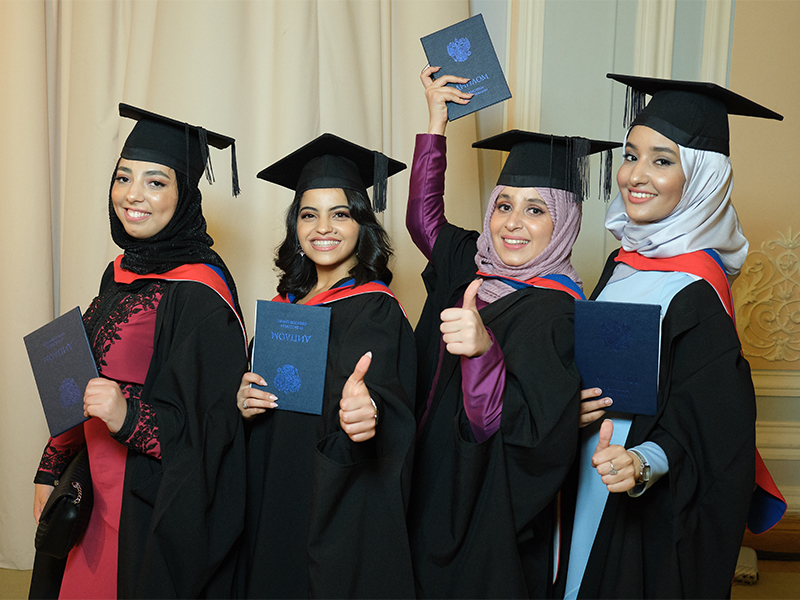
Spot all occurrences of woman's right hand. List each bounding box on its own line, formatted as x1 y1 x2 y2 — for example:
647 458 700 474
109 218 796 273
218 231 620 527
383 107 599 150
34 483 55 523
440 279 492 358
579 387 613 427
237 372 278 418
421 65 472 136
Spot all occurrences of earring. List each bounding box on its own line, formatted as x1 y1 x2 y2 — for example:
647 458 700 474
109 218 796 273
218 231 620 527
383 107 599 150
299 250 305 257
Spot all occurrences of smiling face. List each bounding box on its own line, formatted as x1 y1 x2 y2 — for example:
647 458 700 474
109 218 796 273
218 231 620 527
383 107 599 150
111 158 179 239
296 187 360 280
617 125 687 225
489 186 554 266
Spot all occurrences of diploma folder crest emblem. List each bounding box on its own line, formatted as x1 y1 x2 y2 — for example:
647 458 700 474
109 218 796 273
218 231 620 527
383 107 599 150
274 364 302 394
447 37 471 63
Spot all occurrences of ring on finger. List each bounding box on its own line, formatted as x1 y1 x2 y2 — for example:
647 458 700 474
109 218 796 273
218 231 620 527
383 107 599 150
608 460 618 476
370 397 379 425
243 400 248 410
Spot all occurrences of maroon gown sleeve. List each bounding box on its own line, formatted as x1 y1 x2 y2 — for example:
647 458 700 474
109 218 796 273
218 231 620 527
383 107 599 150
406 133 448 261
460 326 506 442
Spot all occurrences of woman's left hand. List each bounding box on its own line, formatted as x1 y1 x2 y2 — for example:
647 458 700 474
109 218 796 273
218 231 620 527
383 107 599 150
339 352 378 442
591 420 640 493
440 279 492 358
83 377 127 434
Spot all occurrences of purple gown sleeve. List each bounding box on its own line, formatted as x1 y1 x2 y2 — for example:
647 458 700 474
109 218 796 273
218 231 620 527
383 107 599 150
460 327 506 443
406 133 448 261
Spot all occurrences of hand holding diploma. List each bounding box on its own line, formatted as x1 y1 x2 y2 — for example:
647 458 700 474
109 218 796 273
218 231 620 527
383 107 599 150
579 387 613 427
421 65 472 136
440 279 492 358
83 377 127 434
237 372 278 418
339 352 378 442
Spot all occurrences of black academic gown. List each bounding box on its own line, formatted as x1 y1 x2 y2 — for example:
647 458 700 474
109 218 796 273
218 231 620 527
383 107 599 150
563 250 755 599
240 290 417 599
29 264 247 600
109 268 248 599
409 224 581 599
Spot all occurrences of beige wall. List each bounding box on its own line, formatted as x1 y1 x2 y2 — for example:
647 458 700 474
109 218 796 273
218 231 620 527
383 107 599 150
730 0 800 372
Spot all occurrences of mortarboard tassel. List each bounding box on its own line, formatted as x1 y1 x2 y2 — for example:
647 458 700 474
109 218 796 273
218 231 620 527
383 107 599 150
198 128 215 186
567 137 591 202
184 122 192 187
372 151 388 213
231 142 241 197
600 148 614 201
623 86 647 129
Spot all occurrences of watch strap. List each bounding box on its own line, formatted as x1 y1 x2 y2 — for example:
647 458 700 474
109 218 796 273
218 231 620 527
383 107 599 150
629 448 651 484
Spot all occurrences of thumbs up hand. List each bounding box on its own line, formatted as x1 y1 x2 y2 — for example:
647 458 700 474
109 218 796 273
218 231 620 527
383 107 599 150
440 279 492 358
590 419 640 493
339 352 379 442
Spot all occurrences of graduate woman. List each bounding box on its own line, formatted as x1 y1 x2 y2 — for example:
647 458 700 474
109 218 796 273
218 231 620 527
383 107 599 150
406 66 618 599
235 134 417 599
30 105 248 598
564 75 786 599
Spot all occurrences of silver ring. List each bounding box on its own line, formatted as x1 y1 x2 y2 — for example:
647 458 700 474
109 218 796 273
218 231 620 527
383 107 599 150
370 397 378 425
608 461 618 476
243 400 248 410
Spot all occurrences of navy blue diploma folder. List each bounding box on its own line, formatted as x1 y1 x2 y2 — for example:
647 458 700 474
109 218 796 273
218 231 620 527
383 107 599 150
24 306 97 437
574 300 660 416
251 300 331 415
421 14 512 120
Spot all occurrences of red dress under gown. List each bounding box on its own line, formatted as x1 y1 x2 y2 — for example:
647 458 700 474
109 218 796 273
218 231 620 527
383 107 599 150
36 281 164 599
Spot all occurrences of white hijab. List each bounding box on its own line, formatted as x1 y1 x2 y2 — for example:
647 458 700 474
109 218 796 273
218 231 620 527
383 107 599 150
605 129 749 275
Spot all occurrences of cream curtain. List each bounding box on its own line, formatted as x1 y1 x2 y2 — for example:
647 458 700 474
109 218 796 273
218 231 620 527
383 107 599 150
0 0 482 569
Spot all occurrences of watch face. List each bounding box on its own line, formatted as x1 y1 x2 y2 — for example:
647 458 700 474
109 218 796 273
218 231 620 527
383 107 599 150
642 465 651 483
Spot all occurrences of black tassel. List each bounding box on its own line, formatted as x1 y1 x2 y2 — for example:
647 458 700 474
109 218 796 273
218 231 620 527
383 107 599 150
184 123 191 185
623 86 647 129
231 142 241 197
372 151 388 213
199 127 215 186
600 148 614 201
567 137 591 202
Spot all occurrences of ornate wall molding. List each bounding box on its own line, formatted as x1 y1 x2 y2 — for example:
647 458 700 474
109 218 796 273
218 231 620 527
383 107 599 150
756 418 799 512
734 229 800 363
752 369 800 397
757 420 800 461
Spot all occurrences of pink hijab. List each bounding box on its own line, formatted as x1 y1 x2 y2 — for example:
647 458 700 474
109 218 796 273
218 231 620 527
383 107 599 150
474 185 583 303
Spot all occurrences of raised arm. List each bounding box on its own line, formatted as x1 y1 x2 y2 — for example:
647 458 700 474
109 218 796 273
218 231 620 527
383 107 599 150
406 66 472 260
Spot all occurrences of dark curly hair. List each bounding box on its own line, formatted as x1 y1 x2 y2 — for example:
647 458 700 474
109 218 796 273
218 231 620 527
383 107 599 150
275 188 393 299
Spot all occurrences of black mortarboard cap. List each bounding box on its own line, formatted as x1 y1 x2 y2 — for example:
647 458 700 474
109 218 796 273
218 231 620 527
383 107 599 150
607 74 783 156
119 103 240 195
256 133 406 212
472 129 621 201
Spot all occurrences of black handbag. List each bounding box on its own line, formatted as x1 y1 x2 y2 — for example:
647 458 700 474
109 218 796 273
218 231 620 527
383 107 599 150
35 446 93 559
